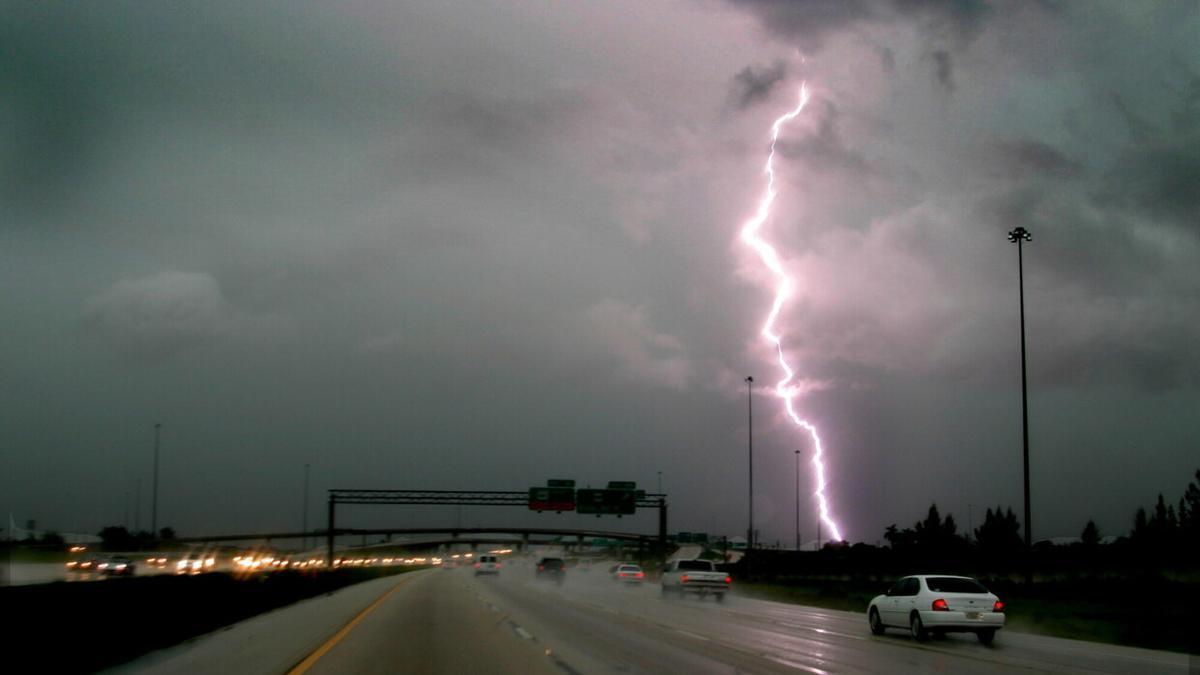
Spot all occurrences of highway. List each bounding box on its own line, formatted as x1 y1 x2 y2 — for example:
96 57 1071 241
116 558 1191 674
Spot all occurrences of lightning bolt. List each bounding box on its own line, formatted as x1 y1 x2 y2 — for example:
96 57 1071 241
739 83 844 544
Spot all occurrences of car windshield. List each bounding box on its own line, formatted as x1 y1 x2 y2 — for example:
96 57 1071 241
677 560 714 571
925 577 989 594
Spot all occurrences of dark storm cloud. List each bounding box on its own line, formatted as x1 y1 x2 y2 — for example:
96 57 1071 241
775 98 870 175
724 0 995 48
989 140 1081 178
729 61 789 109
930 49 955 92
720 0 873 49
0 2 401 219
1103 136 1200 229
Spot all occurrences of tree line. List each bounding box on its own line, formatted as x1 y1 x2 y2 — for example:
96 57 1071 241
882 468 1199 555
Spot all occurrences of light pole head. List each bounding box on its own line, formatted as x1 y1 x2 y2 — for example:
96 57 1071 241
1007 227 1032 243
745 375 754 384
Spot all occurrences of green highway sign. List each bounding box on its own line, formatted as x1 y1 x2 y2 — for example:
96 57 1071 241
547 479 575 488
577 488 636 515
528 486 575 512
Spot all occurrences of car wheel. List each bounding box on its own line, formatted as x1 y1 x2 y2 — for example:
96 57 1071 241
909 613 929 642
661 585 670 598
977 629 996 645
715 593 725 603
868 608 885 635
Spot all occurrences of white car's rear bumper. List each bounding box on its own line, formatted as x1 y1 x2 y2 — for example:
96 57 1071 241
919 610 1005 630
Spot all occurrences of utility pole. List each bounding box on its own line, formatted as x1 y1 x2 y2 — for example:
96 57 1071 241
745 376 754 553
135 478 141 532
151 423 161 536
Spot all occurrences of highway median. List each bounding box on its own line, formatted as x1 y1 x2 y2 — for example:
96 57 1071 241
1 566 424 674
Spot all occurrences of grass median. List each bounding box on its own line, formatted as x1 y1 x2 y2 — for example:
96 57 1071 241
1 566 425 674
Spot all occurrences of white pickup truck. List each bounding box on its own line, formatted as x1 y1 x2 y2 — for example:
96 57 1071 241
660 559 730 601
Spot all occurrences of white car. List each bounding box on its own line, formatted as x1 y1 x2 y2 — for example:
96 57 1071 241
474 554 501 576
868 575 1005 644
611 563 645 584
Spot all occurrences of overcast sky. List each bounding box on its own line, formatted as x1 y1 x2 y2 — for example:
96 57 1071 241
3 1 1197 545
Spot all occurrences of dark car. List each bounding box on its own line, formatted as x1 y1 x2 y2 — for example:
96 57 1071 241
535 557 565 584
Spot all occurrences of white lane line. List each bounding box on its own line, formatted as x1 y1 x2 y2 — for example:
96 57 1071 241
674 629 711 642
778 622 865 641
765 655 829 674
514 626 534 640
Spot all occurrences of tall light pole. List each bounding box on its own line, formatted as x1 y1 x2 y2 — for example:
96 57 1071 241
151 423 162 536
745 376 754 552
794 449 801 551
1008 226 1033 574
657 470 662 494
302 463 310 550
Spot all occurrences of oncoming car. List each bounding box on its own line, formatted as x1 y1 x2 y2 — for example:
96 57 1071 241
868 575 1005 644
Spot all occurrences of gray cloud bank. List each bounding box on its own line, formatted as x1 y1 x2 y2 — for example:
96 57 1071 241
2 1 1197 545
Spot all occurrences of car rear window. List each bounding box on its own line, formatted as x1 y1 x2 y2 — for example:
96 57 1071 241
541 558 564 568
677 560 714 571
618 565 641 572
925 577 988 593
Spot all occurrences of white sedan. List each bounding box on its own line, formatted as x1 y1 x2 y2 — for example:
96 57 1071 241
868 575 1005 644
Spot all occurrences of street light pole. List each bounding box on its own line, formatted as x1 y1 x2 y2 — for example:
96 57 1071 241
302 463 310 550
1008 226 1033 580
151 423 161 536
795 449 801 551
745 376 754 553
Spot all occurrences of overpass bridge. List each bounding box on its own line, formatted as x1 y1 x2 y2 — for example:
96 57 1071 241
177 488 668 564
174 526 656 547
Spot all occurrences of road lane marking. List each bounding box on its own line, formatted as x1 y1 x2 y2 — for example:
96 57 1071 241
514 625 534 640
286 576 413 675
674 629 711 642
765 655 829 674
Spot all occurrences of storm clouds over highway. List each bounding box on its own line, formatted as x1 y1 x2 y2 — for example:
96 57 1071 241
4 0 1198 551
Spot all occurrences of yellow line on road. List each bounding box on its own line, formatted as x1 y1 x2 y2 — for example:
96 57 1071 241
286 576 415 675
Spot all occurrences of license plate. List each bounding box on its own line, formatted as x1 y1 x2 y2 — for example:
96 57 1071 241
966 612 981 620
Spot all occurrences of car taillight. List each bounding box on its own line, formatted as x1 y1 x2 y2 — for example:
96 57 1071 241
636 572 644 578
474 562 480 568
724 575 732 584
538 565 544 571
681 574 689 583
993 600 1005 613
931 598 950 611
